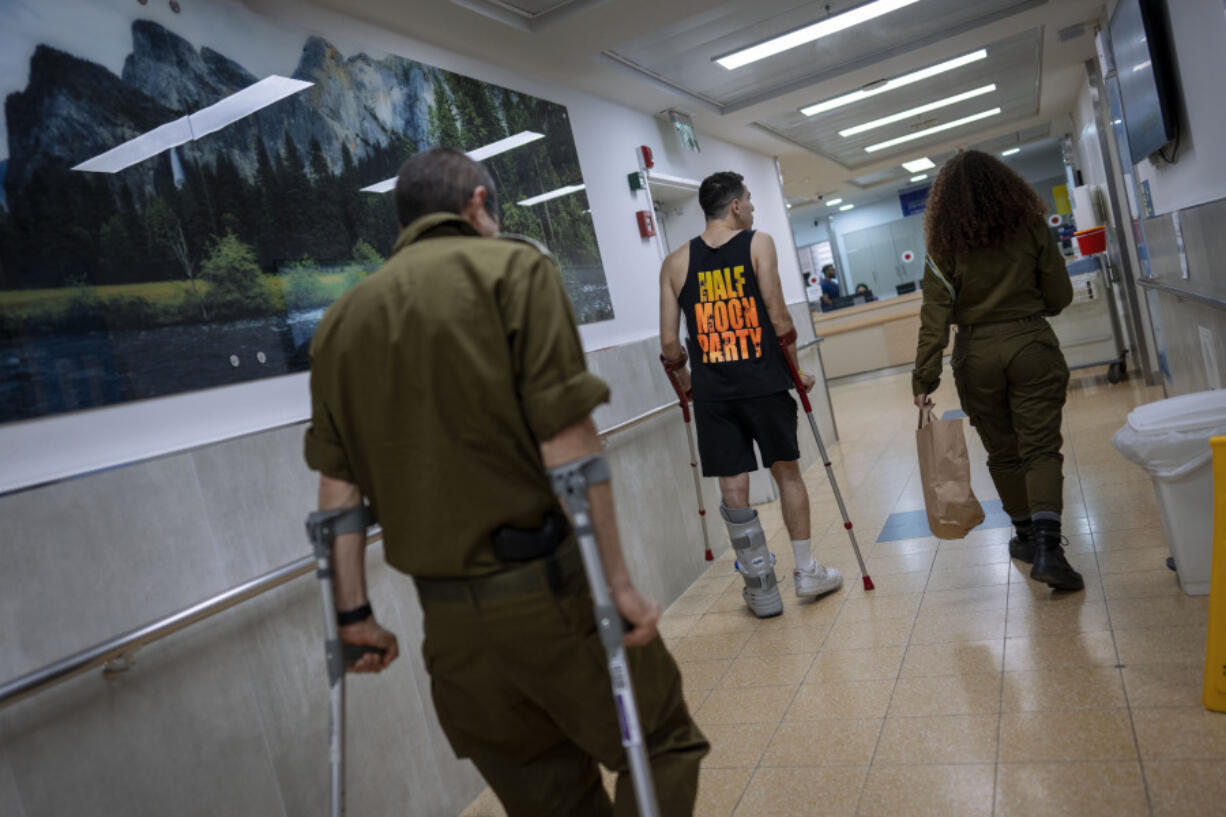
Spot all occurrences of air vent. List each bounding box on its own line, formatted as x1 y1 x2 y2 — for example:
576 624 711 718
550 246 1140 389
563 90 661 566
1058 23 1087 42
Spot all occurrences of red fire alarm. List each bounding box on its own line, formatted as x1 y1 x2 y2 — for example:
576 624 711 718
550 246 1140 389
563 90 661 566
636 209 656 238
638 145 654 170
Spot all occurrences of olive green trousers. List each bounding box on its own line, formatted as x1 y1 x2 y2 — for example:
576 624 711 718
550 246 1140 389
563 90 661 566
417 556 708 816
951 319 1070 518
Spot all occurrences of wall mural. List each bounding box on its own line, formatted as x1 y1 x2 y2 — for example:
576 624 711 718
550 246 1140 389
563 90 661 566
0 0 611 425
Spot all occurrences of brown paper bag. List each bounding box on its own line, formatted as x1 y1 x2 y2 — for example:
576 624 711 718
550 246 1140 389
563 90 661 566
916 407 985 539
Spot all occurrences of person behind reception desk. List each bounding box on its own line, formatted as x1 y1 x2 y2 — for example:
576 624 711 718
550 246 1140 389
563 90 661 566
854 283 876 303
818 263 840 311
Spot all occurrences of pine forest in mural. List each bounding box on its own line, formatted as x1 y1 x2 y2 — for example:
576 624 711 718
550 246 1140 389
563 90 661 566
0 1 610 424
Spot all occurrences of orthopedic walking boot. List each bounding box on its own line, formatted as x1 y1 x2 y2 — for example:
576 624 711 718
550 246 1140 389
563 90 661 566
721 503 783 618
1009 521 1036 564
1029 519 1084 591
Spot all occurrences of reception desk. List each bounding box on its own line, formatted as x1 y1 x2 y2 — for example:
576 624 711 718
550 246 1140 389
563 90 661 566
812 292 949 379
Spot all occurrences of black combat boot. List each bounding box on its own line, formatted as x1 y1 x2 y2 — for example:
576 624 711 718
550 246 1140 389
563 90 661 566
1030 519 1084 591
1008 520 1036 563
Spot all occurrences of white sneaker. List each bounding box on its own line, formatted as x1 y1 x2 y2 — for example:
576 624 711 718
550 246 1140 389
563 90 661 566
793 561 843 598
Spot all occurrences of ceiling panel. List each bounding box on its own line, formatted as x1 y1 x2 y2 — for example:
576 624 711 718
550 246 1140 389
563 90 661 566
757 28 1042 169
605 0 1042 109
495 0 576 16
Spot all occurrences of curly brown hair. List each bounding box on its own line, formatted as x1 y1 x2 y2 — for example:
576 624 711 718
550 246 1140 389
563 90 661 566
923 149 1047 260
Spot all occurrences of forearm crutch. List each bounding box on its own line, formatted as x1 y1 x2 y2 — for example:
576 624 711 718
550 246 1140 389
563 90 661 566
551 455 661 817
659 353 714 561
777 331 874 591
306 506 380 817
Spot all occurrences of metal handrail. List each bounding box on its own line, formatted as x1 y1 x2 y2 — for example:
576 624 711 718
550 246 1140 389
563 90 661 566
1136 277 1226 311
0 335 825 710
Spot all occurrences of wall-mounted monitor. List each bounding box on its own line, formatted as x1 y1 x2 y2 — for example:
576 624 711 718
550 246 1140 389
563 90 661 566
1109 0 1178 164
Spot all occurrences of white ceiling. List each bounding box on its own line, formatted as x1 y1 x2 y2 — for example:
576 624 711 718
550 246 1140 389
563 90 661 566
301 0 1103 200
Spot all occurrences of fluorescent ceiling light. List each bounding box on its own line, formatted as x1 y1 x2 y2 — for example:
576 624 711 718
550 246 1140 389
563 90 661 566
73 76 313 173
716 0 921 70
901 157 936 172
864 108 1002 153
1001 147 1021 156
360 178 397 194
910 174 928 182
800 49 988 117
362 129 545 193
839 204 855 211
825 198 844 206
518 183 586 207
838 84 997 137
465 130 544 161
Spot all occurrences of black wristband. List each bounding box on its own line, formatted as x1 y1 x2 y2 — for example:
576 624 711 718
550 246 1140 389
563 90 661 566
337 603 373 627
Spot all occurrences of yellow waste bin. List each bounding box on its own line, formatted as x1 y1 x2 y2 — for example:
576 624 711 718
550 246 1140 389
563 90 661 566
1206 437 1226 712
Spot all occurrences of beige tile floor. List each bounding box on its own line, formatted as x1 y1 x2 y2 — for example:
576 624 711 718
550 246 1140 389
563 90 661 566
461 364 1224 816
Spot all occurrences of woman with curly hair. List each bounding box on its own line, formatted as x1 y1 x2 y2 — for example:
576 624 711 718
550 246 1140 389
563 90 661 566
912 149 1081 591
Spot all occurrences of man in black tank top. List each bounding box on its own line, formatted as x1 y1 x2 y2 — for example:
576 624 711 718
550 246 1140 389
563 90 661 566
660 172 842 619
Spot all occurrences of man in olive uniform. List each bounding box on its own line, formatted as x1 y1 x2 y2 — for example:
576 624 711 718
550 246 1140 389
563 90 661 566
913 217 1081 590
304 147 708 815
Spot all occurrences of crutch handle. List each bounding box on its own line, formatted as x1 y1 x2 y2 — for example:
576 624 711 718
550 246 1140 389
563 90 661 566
776 330 814 413
341 643 387 668
659 353 692 422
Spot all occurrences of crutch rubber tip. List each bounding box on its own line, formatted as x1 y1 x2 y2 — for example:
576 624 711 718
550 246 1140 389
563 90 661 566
844 522 853 530
698 509 705 516
862 575 875 591
705 549 714 561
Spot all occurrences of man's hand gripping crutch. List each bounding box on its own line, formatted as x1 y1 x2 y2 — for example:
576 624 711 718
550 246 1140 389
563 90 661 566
776 330 875 592
546 420 663 817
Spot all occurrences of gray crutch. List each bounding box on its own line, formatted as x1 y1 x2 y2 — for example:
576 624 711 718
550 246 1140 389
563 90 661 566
777 330 875 591
551 454 661 817
306 506 380 817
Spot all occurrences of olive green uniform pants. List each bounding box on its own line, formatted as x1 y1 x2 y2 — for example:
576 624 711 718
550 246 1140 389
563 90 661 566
416 549 708 816
951 318 1070 518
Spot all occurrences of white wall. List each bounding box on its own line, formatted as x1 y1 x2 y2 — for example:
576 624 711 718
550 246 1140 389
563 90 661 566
0 0 804 494
1128 0 1226 214
788 203 831 247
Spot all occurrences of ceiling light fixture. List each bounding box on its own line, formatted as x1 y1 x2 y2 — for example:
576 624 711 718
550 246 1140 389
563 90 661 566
361 129 546 193
1000 147 1021 156
73 75 314 173
838 84 997 137
910 174 928 182
800 48 988 117
716 0 921 70
864 107 1002 153
839 203 855 211
825 198 844 206
901 157 936 172
518 183 586 207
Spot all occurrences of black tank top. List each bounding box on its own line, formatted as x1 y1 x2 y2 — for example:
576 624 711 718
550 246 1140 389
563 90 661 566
678 230 791 402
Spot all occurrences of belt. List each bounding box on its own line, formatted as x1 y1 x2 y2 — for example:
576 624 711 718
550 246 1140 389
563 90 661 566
413 543 585 604
957 313 1046 336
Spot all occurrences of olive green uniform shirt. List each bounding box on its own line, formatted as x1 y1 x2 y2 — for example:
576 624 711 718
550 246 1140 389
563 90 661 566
304 213 610 578
913 219 1073 396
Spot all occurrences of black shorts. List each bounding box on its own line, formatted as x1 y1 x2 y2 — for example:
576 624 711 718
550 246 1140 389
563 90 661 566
693 391 800 477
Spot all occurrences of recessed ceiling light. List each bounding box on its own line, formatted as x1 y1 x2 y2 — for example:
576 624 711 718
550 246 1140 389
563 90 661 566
518 183 586 207
838 85 997 137
864 108 1002 153
1001 147 1021 156
800 48 988 117
825 198 844 206
901 157 936 172
716 0 921 70
910 174 928 182
839 203 854 211
362 130 546 193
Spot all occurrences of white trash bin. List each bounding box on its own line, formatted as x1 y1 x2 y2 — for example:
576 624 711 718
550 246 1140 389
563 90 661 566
1112 390 1226 595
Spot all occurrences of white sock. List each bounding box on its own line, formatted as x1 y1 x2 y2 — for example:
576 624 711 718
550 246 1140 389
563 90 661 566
791 539 814 570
